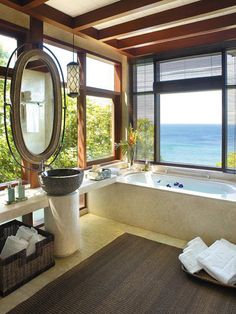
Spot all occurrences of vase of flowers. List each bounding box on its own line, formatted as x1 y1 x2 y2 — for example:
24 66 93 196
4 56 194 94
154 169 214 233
116 124 139 167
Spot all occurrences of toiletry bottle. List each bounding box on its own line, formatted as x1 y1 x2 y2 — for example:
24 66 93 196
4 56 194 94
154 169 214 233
17 179 25 199
7 184 15 203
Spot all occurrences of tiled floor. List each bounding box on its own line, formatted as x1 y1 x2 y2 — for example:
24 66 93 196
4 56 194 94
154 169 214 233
0 213 186 314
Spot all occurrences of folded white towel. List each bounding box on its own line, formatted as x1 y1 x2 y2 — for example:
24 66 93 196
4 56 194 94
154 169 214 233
16 226 34 241
16 226 45 256
187 236 205 248
197 240 236 285
0 236 28 259
184 239 208 255
220 239 236 253
179 249 203 274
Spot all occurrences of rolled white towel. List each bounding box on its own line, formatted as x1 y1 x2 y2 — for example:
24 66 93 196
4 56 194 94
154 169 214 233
0 236 28 259
220 239 236 253
197 240 236 285
179 249 203 274
107 167 120 176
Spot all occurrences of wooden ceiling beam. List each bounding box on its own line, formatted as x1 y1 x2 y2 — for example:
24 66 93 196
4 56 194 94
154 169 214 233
27 4 73 30
73 0 165 31
0 0 21 10
21 0 49 10
90 0 236 41
106 13 236 50
127 28 236 56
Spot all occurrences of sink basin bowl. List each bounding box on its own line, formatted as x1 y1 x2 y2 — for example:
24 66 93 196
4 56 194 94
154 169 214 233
40 168 84 196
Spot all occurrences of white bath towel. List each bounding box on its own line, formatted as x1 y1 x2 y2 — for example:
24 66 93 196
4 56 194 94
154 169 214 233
16 226 34 241
26 103 39 133
220 239 236 253
179 249 203 274
197 240 236 285
184 238 208 254
16 226 45 256
187 236 206 248
0 236 28 259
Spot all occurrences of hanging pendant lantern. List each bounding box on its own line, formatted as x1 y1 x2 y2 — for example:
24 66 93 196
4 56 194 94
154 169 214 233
67 35 80 98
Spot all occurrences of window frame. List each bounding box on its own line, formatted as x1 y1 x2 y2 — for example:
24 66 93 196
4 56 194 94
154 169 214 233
0 23 28 189
132 49 236 173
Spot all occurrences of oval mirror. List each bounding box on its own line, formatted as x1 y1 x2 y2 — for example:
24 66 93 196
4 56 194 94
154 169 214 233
10 49 62 164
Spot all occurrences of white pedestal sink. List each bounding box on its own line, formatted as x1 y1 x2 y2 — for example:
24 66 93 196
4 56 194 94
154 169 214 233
44 191 80 257
40 169 83 257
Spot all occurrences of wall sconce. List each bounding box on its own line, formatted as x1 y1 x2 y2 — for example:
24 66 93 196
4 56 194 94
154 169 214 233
67 34 80 98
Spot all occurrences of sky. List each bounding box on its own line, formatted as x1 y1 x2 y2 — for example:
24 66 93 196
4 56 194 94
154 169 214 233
160 90 222 124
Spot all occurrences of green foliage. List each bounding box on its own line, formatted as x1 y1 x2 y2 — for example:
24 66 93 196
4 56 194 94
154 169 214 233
49 96 78 168
0 44 21 183
227 152 236 169
216 152 236 169
86 97 113 161
136 118 154 161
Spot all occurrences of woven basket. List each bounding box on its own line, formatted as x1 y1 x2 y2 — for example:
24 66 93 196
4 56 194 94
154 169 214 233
0 220 55 297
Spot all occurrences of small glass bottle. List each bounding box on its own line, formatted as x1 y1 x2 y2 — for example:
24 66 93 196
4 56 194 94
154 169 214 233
17 179 25 199
7 184 15 203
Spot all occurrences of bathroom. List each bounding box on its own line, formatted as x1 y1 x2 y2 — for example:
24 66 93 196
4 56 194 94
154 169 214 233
0 1 236 313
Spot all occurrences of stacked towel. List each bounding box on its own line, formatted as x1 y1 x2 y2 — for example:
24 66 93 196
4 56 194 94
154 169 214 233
16 226 46 256
179 237 208 274
220 239 236 253
197 240 236 285
0 226 46 259
0 236 28 259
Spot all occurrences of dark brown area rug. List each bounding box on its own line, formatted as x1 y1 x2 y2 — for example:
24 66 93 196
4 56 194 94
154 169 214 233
8 233 236 314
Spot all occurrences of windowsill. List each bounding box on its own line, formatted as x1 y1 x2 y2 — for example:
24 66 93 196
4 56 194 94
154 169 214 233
150 164 236 183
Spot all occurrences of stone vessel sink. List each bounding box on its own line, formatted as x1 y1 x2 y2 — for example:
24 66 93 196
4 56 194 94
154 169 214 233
40 168 84 196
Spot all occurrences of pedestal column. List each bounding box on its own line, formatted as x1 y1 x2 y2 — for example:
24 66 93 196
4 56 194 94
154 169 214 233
44 191 80 257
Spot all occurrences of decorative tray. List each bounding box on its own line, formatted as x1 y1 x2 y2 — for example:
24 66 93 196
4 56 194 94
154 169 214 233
182 265 236 289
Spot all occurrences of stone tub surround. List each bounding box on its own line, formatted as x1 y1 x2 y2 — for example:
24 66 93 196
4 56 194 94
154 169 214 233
88 182 236 245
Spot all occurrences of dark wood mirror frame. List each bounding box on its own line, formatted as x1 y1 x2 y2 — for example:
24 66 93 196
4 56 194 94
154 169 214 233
10 49 63 165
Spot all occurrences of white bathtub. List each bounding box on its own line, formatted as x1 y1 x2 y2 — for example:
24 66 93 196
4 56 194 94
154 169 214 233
88 170 236 243
117 172 236 201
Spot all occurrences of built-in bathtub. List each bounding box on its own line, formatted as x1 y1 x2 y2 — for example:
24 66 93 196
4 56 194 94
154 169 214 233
88 171 236 244
117 172 236 202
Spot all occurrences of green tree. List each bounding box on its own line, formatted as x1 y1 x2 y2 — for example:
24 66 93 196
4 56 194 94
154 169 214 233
136 118 154 161
216 152 236 169
86 97 113 161
0 44 21 183
49 96 78 168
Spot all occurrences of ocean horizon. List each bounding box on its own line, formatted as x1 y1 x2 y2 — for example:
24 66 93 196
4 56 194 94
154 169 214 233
160 124 235 167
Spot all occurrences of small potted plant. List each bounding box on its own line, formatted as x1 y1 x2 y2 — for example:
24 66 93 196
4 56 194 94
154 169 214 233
116 124 139 167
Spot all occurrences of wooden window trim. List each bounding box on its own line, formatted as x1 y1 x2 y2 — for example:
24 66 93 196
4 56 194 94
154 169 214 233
132 49 231 172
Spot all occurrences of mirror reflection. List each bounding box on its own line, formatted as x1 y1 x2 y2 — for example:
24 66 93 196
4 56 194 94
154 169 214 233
20 56 54 155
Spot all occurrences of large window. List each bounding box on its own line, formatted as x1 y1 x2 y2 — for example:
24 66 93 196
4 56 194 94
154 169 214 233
85 55 120 164
226 50 236 171
133 51 236 172
160 91 222 167
44 43 78 169
86 96 114 161
0 34 21 184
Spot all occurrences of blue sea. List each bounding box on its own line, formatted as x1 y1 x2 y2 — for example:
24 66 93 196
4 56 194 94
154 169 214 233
160 124 235 167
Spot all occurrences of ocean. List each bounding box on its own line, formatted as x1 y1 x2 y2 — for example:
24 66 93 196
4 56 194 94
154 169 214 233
160 124 235 167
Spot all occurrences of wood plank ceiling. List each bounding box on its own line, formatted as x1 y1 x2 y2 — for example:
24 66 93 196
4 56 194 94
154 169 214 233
2 0 236 58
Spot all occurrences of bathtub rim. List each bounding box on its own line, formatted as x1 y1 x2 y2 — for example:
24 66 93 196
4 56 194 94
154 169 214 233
116 171 236 203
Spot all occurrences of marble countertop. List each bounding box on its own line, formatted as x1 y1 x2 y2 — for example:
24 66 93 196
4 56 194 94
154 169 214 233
0 175 118 223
